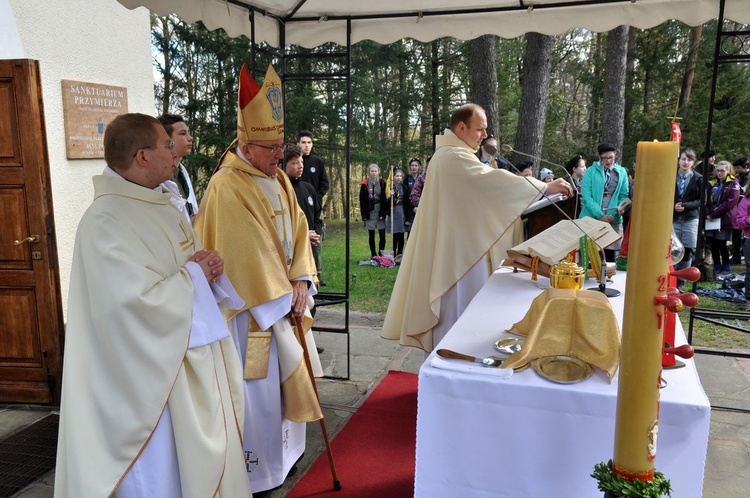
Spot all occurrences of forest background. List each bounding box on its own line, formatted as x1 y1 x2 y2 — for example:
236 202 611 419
152 16 750 220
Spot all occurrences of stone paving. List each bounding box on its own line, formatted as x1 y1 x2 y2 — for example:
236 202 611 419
2 307 748 497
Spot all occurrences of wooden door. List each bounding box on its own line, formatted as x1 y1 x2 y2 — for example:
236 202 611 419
0 59 64 404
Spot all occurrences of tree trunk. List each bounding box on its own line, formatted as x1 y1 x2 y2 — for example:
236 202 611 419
588 33 604 140
430 40 441 148
470 35 499 137
602 25 629 158
155 16 173 115
398 41 409 145
623 27 637 158
679 25 703 112
419 42 434 153
440 40 453 142
514 32 554 173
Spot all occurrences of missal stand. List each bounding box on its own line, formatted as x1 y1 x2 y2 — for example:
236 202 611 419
521 195 579 239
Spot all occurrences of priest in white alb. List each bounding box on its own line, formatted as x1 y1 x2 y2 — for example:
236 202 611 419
195 64 323 494
55 113 251 498
382 103 573 352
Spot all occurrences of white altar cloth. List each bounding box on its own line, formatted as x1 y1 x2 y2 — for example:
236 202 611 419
415 268 710 498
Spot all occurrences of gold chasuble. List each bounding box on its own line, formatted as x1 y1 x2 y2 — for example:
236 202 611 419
382 130 546 352
196 148 322 422
55 175 248 498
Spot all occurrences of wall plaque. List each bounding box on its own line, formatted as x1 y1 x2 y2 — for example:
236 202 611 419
61 80 128 159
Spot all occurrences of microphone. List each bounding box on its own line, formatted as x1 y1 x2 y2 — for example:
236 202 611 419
500 143 581 220
486 144 620 298
495 143 570 173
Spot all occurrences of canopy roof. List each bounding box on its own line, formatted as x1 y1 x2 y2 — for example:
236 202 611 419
119 0 750 47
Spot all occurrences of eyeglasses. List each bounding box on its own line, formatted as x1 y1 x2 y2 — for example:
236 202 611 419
716 169 727 173
133 142 175 157
600 155 616 161
248 142 284 154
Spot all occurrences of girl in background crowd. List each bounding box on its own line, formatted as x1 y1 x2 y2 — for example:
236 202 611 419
705 160 741 275
732 181 750 309
359 164 388 258
730 156 750 264
409 156 430 214
477 135 500 168
514 161 534 177
387 168 412 261
405 158 421 190
564 154 587 193
539 168 554 183
404 158 420 237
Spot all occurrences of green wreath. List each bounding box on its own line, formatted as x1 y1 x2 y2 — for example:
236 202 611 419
591 461 672 498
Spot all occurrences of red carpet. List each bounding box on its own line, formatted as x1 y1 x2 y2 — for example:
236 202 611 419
288 370 417 498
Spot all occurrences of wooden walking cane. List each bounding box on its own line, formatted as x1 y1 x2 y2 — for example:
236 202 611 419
292 314 342 491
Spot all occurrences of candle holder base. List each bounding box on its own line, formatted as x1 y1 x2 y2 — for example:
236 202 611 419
589 285 622 298
663 359 686 370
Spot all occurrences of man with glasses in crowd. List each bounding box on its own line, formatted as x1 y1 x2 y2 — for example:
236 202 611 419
579 142 630 262
195 65 323 496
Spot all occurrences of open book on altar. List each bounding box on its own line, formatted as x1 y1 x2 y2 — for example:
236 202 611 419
507 217 622 267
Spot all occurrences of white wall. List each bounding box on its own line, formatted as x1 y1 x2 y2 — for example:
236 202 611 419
0 0 23 57
6 0 155 314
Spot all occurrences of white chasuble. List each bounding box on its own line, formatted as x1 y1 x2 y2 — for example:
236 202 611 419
382 130 545 352
55 175 250 498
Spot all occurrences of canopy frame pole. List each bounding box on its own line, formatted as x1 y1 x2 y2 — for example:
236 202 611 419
246 10 353 381
688 0 750 415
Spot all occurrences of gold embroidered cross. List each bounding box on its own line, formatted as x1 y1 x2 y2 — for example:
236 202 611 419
274 194 292 265
178 220 195 253
274 194 289 242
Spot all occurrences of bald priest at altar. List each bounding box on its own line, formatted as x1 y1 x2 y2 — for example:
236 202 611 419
382 103 572 353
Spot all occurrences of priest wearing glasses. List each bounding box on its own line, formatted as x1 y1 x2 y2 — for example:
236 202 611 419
195 64 323 495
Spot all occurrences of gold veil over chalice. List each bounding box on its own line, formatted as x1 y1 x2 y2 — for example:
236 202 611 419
502 260 621 381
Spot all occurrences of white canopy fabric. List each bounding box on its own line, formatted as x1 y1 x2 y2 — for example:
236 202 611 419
118 0 750 47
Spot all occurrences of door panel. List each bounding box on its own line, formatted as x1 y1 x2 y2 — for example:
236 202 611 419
0 59 64 404
0 80 22 162
1 187 33 267
0 289 40 360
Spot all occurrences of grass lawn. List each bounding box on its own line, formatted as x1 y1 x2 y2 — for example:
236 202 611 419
319 218 399 313
321 218 750 349
679 265 750 350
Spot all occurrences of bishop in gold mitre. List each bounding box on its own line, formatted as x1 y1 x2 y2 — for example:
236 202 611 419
195 63 323 494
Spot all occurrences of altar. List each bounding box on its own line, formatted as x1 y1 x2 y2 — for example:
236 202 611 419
415 268 710 497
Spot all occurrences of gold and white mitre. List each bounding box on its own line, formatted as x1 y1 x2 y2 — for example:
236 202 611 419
237 63 284 141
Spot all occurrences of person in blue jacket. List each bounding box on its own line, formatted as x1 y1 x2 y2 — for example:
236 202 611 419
579 142 630 262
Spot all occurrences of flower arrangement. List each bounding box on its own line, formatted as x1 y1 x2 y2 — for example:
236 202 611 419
591 461 672 498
